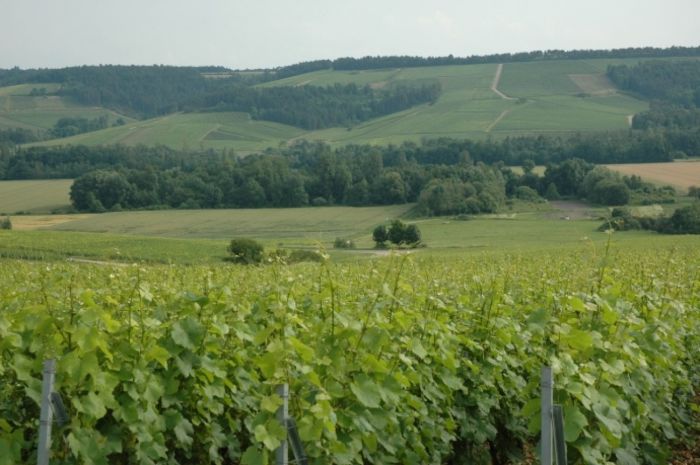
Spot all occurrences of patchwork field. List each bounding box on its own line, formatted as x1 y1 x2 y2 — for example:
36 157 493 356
605 160 700 191
0 179 73 214
0 83 133 131
18 57 666 151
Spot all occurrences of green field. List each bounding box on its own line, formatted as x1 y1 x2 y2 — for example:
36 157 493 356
28 111 305 153
15 57 665 152
0 83 133 131
5 202 700 264
0 179 73 214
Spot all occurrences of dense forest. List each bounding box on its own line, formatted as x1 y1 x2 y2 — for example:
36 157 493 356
608 60 700 133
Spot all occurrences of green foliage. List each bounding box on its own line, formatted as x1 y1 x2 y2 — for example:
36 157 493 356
663 203 700 234
0 216 11 230
227 238 264 264
514 185 542 202
333 238 355 249
545 182 560 200
372 225 388 247
0 249 698 464
387 219 422 246
589 179 631 206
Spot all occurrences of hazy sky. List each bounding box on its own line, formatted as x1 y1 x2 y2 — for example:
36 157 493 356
2 0 698 69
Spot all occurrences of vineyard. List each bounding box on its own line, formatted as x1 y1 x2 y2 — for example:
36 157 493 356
0 245 699 465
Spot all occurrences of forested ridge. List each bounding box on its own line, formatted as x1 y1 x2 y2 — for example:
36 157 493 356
608 60 700 136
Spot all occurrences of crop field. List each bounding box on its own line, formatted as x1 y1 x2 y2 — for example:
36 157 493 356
0 179 73 214
0 245 698 464
605 160 700 192
24 56 671 151
0 83 133 131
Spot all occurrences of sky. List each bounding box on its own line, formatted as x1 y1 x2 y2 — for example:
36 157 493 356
1 0 698 70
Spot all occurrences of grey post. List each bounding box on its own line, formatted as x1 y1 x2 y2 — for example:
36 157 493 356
275 384 288 465
541 366 553 465
552 405 567 465
38 359 56 465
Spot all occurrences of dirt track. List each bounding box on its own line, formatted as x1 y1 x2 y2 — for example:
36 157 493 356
491 64 515 100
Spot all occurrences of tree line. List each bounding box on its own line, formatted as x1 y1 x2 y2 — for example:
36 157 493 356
272 46 700 76
2 126 698 182
0 139 672 214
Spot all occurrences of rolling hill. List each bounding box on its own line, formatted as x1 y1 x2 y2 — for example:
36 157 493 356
0 83 133 131
12 56 697 152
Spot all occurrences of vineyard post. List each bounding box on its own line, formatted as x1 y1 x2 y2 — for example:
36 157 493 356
541 366 553 465
37 359 56 465
275 383 289 465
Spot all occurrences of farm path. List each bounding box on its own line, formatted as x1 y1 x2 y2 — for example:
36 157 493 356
491 64 516 100
485 109 511 132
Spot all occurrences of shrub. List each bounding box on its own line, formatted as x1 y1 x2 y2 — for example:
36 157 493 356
227 238 264 264
598 208 640 231
0 217 11 230
333 238 356 249
288 249 324 263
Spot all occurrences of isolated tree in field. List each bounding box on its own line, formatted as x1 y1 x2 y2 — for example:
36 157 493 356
386 220 422 246
372 225 388 247
0 217 11 230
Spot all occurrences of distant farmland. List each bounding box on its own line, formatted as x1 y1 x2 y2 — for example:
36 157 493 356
605 161 700 191
19 56 657 151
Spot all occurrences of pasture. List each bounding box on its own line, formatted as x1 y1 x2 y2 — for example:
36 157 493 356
605 160 700 192
0 179 73 214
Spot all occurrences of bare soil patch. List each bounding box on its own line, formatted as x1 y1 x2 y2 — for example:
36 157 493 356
568 73 617 96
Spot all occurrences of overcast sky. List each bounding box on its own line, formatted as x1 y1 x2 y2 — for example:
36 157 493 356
1 0 698 69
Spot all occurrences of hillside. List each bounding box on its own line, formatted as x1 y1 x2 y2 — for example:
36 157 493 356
0 83 133 132
16 57 658 152
5 52 697 153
